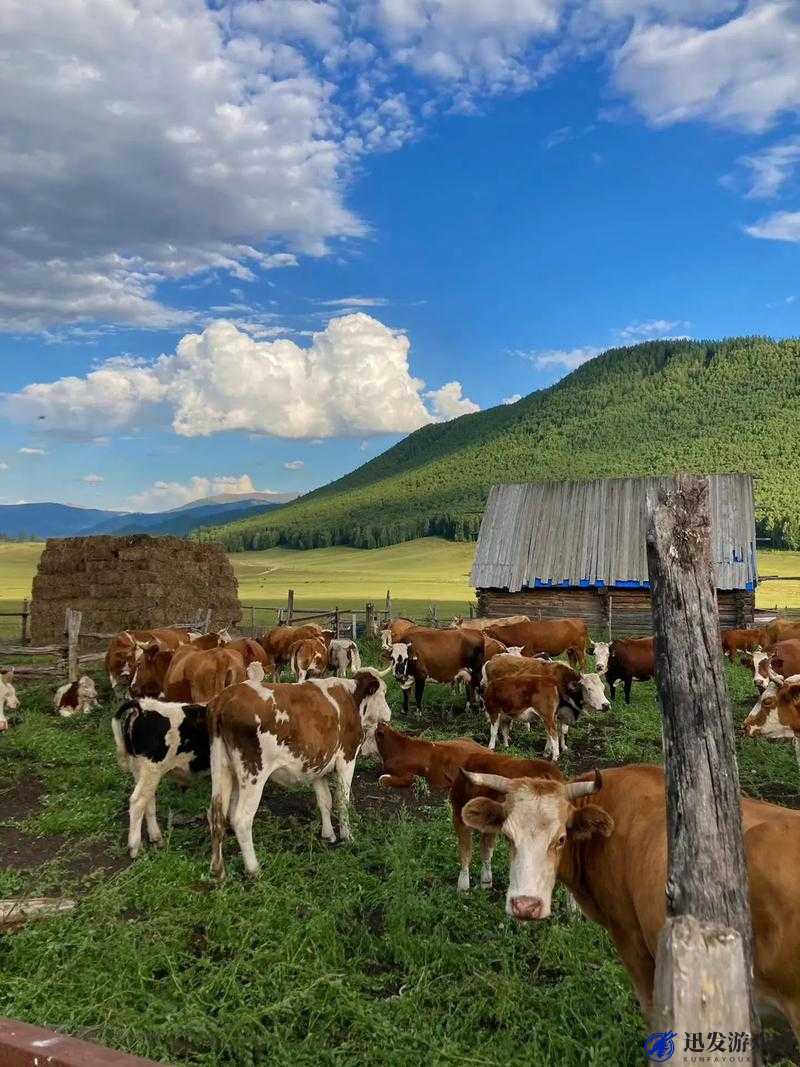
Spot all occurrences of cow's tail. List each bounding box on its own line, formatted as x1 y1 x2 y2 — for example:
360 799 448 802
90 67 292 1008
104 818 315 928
467 640 485 706
209 705 234 880
112 699 140 772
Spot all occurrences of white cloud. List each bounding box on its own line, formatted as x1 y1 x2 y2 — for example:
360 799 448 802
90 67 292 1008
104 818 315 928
316 296 389 307
18 447 46 456
5 313 476 438
502 393 523 405
542 126 574 150
736 136 800 199
81 473 104 485
283 459 305 470
0 462 8 471
612 2 800 132
127 473 265 512
233 1 342 50
0 0 361 333
424 380 480 421
745 211 800 243
616 319 690 340
530 346 603 371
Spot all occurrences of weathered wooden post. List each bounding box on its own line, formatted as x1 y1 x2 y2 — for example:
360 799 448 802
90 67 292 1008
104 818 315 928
250 605 256 636
385 590 392 621
334 607 339 637
351 612 357 639
365 601 375 637
468 602 474 619
65 608 81 683
646 476 759 1065
20 598 29 646
430 603 438 627
287 589 294 625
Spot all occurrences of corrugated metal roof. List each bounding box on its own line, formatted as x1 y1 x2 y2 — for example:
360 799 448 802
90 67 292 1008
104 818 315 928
471 475 757 592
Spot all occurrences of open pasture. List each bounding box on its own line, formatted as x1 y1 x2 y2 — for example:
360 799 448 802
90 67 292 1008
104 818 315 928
0 640 797 1065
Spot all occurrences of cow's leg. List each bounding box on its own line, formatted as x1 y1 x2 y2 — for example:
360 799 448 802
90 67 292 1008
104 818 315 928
313 778 336 843
229 775 266 877
559 722 569 751
624 676 632 705
500 718 511 748
794 736 800 773
402 687 410 715
128 761 163 859
414 677 425 714
455 819 472 892
607 674 617 701
610 926 656 1021
334 758 357 842
480 833 496 889
378 772 415 788
487 712 500 750
145 793 163 847
209 738 235 880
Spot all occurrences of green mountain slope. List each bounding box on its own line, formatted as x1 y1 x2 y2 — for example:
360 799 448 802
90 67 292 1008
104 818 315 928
208 337 800 551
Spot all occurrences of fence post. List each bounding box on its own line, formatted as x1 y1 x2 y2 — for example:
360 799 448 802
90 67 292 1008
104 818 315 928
385 590 392 621
646 476 758 1063
65 608 82 683
250 605 256 637
468 602 474 619
365 601 375 637
334 606 339 637
287 589 294 625
430 603 437 627
20 598 29 646
351 612 357 639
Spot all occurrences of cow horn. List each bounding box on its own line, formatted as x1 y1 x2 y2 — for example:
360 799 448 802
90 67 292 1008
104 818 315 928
566 769 602 800
375 666 393 677
463 771 513 793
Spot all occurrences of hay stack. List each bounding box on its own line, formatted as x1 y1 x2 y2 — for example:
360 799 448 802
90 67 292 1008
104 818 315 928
30 535 240 644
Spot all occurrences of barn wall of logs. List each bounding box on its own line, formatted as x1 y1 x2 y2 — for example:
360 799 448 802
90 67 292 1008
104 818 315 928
476 586 754 638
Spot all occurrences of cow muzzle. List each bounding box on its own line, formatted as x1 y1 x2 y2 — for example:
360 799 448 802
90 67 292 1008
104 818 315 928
509 895 545 921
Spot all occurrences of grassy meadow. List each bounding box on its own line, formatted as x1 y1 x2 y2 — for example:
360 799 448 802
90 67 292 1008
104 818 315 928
0 638 798 1065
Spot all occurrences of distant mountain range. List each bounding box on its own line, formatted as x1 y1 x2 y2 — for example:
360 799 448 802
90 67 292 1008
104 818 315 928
0 492 297 540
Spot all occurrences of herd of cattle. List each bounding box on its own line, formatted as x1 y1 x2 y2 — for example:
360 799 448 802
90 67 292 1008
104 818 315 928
1 611 800 1041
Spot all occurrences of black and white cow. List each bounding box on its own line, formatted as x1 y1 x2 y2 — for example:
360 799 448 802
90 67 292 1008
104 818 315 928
0 668 19 732
112 697 209 858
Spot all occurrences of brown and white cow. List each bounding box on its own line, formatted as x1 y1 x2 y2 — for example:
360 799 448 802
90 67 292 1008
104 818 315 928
450 751 564 892
104 627 194 692
721 627 765 661
763 617 800 649
0 668 19 732
605 637 654 704
484 617 589 668
589 640 610 674
259 625 332 675
226 637 273 672
380 616 416 652
289 637 329 682
482 653 608 713
741 640 800 694
162 645 246 704
483 673 581 758
389 626 485 713
744 675 800 770
208 666 391 878
375 723 488 791
459 763 800 1038
328 638 362 678
54 675 99 718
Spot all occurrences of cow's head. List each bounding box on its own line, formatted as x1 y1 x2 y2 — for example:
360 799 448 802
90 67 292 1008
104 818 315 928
461 771 612 920
130 644 171 698
744 676 800 739
390 642 416 689
579 672 611 712
0 668 19 729
354 668 392 755
590 641 610 674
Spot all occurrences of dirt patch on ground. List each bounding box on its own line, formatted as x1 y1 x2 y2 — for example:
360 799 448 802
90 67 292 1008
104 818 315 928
0 775 129 882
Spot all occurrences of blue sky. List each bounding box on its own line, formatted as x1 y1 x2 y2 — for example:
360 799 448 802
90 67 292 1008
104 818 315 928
1 1 799 512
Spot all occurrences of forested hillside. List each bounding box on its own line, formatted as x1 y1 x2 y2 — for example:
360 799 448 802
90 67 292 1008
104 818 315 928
208 337 800 550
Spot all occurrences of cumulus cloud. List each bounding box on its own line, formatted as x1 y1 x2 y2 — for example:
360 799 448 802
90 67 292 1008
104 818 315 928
424 381 480 421
745 211 800 243
127 474 265 512
612 2 800 132
502 393 523 405
81 473 104 485
530 346 603 371
283 459 305 470
4 314 475 439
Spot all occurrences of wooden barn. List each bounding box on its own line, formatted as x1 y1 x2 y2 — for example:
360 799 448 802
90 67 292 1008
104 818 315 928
470 475 757 637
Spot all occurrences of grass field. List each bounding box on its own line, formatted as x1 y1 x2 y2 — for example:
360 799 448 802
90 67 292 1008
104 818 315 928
0 643 797 1065
3 541 800 637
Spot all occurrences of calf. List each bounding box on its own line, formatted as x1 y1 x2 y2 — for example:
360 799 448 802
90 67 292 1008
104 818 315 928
375 723 487 790
54 675 98 718
589 640 610 674
483 674 569 758
741 649 772 692
208 667 391 878
328 638 361 678
290 637 328 682
482 654 609 714
112 697 210 858
459 763 800 1039
390 626 484 713
450 751 564 892
163 646 246 704
721 627 764 661
484 617 589 668
0 668 19 732
605 637 654 704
